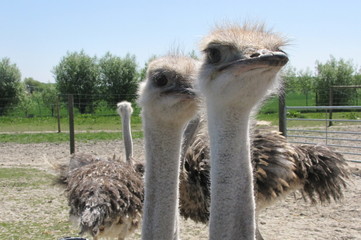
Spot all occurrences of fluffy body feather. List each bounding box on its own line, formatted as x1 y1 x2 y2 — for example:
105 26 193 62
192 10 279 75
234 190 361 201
66 160 143 240
179 118 349 224
54 153 104 185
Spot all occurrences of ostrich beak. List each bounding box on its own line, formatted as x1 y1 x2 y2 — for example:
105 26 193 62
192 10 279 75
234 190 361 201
162 87 196 98
219 51 289 73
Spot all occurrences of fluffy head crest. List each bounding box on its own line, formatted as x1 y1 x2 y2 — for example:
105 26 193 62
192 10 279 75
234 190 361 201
200 22 289 54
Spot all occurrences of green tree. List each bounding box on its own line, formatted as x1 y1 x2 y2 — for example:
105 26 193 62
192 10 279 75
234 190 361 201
354 71 361 85
315 56 357 106
296 68 315 106
24 77 46 94
53 50 99 113
40 84 58 116
0 58 22 115
99 52 138 105
282 65 298 92
17 90 35 117
138 55 157 82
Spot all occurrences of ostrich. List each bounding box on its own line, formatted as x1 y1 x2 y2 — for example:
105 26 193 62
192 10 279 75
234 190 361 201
197 23 291 239
63 101 144 240
137 54 200 240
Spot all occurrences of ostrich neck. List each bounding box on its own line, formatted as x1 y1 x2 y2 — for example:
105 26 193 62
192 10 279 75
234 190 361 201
121 111 133 163
141 117 184 240
207 104 256 240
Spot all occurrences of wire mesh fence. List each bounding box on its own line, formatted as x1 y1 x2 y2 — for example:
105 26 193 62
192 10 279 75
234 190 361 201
0 93 140 134
284 86 361 107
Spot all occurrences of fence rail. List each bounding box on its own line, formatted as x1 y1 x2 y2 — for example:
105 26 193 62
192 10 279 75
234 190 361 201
285 105 361 163
286 106 361 110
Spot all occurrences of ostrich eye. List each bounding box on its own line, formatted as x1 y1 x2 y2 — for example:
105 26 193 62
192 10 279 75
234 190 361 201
206 48 221 64
153 74 168 87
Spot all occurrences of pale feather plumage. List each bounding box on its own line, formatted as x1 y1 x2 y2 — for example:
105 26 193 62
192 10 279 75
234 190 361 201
180 120 349 223
67 160 143 239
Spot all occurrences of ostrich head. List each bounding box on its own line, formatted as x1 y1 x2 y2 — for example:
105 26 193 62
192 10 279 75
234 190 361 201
117 101 133 116
198 23 289 110
138 55 200 125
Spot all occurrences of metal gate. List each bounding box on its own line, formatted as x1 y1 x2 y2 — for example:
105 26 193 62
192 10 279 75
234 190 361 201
285 106 361 163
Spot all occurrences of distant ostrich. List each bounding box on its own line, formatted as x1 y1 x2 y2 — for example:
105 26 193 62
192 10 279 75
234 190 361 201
64 101 144 240
137 54 200 239
197 23 292 239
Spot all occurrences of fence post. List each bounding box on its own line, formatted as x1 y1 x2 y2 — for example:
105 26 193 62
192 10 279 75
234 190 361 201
278 86 287 136
328 87 333 127
56 96 61 133
68 94 75 154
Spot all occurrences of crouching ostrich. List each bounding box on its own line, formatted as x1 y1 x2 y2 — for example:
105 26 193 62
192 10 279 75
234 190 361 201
66 160 143 240
60 101 144 240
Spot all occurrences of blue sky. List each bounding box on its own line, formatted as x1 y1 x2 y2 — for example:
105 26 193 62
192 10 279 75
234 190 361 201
1 0 360 83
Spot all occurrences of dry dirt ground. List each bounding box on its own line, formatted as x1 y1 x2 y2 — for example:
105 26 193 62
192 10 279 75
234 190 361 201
0 138 360 240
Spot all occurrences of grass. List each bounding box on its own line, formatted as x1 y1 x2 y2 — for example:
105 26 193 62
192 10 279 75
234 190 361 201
2 111 359 144
0 131 144 144
0 112 144 143
0 221 78 240
0 168 52 188
0 167 79 240
259 92 317 114
0 114 142 132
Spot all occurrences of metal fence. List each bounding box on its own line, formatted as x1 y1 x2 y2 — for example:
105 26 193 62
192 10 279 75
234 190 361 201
0 93 140 134
285 106 361 163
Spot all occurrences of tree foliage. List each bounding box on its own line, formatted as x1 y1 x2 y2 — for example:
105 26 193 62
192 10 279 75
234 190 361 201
138 55 157 83
282 65 298 92
24 77 47 93
295 69 315 106
53 51 99 113
0 58 22 115
315 56 357 106
40 84 58 116
16 84 35 117
99 52 139 106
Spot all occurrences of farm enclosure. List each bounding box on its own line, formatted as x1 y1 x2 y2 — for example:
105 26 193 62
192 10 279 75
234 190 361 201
0 138 360 240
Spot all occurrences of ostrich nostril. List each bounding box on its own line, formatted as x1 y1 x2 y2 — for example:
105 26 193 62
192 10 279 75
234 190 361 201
250 53 261 58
